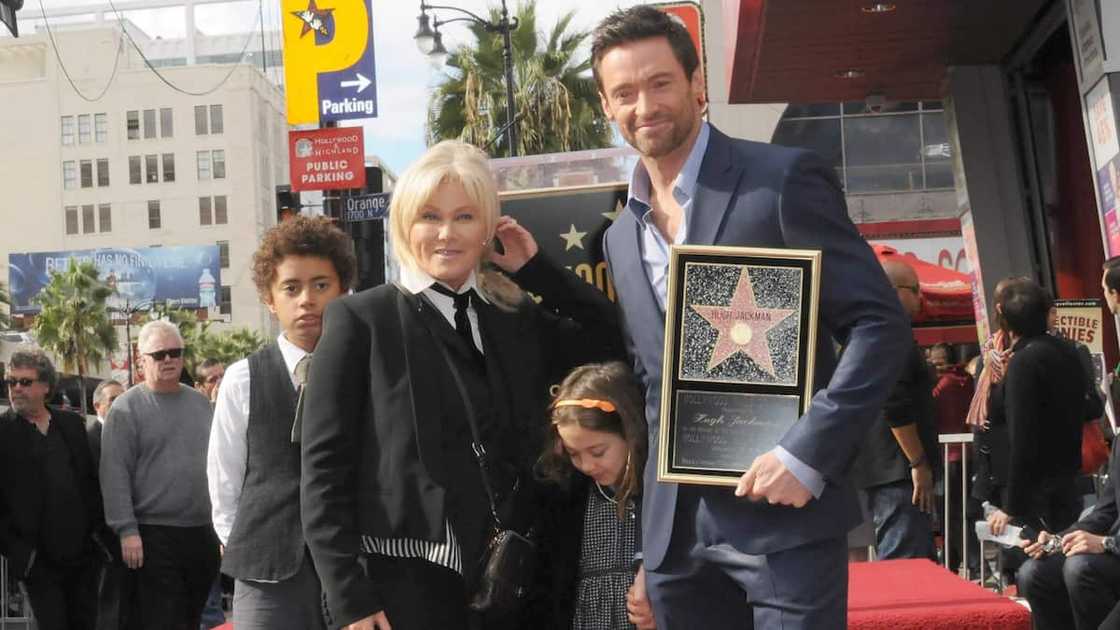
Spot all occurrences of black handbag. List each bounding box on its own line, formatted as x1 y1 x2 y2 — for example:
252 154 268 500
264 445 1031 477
427 308 537 616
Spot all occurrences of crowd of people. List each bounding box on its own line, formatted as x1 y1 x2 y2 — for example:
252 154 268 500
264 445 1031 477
0 5 1118 630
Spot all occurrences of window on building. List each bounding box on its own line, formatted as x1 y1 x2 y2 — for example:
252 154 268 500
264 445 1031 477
148 200 161 229
219 285 232 315
199 197 212 225
210 105 224 134
98 204 111 232
96 158 109 187
922 112 954 189
218 241 230 267
78 114 92 144
79 160 93 188
773 101 951 195
63 161 77 189
162 153 175 182
61 116 75 145
129 156 142 184
81 204 95 234
127 110 140 140
212 150 226 179
145 154 159 184
95 113 108 143
160 108 173 138
143 109 157 139
214 195 228 224
195 105 209 135
197 150 212 180
65 206 78 235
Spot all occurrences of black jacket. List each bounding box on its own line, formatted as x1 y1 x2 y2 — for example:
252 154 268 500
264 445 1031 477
851 339 939 489
0 407 110 577
1003 333 1088 518
1064 439 1118 537
300 253 623 628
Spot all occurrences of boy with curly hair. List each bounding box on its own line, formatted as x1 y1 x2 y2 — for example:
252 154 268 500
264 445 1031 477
206 216 355 629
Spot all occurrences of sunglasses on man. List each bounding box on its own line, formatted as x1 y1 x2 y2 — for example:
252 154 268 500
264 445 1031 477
146 348 184 361
4 378 38 388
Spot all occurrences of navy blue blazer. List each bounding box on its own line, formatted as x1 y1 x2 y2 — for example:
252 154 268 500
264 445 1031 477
603 125 911 570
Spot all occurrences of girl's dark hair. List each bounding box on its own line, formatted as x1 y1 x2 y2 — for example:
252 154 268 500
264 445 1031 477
538 361 647 519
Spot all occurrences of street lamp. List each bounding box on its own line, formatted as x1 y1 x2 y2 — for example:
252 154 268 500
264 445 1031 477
110 298 154 387
414 0 519 157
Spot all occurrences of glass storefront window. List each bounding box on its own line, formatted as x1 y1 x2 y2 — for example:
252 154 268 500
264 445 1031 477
843 115 922 193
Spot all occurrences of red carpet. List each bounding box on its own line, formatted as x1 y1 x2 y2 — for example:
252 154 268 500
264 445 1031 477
217 560 1028 630
849 559 1030 629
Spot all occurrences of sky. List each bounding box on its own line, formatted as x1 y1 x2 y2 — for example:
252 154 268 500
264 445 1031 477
25 0 641 173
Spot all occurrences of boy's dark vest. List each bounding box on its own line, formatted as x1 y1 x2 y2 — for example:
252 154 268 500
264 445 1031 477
221 343 305 581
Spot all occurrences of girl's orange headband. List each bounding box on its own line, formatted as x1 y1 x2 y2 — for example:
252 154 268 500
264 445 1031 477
553 398 616 413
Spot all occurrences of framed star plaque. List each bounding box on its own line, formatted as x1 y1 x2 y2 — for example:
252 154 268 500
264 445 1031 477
658 245 822 486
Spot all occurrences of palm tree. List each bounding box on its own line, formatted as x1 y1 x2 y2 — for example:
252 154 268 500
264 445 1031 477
31 259 117 414
426 1 612 157
0 282 10 330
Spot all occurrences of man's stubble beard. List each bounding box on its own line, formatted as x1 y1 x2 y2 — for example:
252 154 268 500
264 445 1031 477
627 108 699 159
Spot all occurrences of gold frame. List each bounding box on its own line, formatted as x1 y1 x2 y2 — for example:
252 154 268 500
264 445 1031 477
657 244 822 486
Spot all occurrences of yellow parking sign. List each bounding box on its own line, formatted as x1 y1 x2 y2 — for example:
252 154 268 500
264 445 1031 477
282 0 379 125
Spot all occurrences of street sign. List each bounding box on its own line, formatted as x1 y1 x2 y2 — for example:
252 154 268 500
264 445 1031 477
344 192 391 222
654 2 707 104
282 0 378 125
289 127 367 192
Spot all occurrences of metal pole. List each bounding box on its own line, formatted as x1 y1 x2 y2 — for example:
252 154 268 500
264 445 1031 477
499 0 517 157
125 308 133 387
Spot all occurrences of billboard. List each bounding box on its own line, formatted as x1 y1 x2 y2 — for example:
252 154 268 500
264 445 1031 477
9 245 222 314
282 0 378 124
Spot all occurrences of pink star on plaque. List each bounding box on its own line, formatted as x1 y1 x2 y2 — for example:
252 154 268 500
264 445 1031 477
691 269 796 376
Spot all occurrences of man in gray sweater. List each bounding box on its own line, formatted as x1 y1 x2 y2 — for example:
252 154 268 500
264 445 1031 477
100 320 220 630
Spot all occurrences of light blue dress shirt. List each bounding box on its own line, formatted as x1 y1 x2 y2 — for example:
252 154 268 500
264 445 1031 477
624 122 826 499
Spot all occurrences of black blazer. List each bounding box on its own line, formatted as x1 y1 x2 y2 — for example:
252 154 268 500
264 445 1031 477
300 254 623 627
0 407 108 577
1003 333 1088 518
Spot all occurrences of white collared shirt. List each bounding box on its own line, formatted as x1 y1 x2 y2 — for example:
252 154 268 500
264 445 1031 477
398 265 488 354
207 334 308 547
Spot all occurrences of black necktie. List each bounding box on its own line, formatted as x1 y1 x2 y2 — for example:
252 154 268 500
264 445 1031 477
429 283 482 356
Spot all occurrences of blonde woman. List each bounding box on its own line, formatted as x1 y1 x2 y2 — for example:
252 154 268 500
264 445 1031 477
300 141 624 630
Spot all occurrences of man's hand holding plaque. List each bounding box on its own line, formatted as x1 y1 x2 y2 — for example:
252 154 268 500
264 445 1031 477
735 451 812 507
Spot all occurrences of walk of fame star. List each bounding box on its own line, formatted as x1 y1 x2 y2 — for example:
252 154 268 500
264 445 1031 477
691 268 795 376
560 224 587 250
291 0 333 38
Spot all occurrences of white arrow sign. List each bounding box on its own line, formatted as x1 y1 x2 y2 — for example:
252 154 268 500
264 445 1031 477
340 73 372 94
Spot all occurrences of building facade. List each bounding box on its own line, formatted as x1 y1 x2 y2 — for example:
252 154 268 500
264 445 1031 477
0 23 289 354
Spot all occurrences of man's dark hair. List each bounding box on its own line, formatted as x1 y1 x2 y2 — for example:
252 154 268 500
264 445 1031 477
93 379 123 406
591 5 700 91
999 278 1052 338
1103 256 1120 293
251 216 356 302
196 358 223 379
9 347 57 394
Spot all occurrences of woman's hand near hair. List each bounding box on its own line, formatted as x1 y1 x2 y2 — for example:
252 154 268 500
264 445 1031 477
489 216 539 273
627 564 657 629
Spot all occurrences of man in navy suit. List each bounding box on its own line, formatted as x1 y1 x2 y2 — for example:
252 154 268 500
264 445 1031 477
593 7 911 628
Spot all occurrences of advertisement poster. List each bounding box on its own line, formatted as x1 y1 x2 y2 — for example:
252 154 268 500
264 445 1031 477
1053 298 1105 354
289 127 366 192
8 245 221 314
959 211 989 342
1098 155 1120 257
281 0 378 124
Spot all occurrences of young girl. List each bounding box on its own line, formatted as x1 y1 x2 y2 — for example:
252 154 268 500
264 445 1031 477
537 361 654 630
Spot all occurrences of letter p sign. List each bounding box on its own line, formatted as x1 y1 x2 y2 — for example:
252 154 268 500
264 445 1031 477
281 0 379 125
